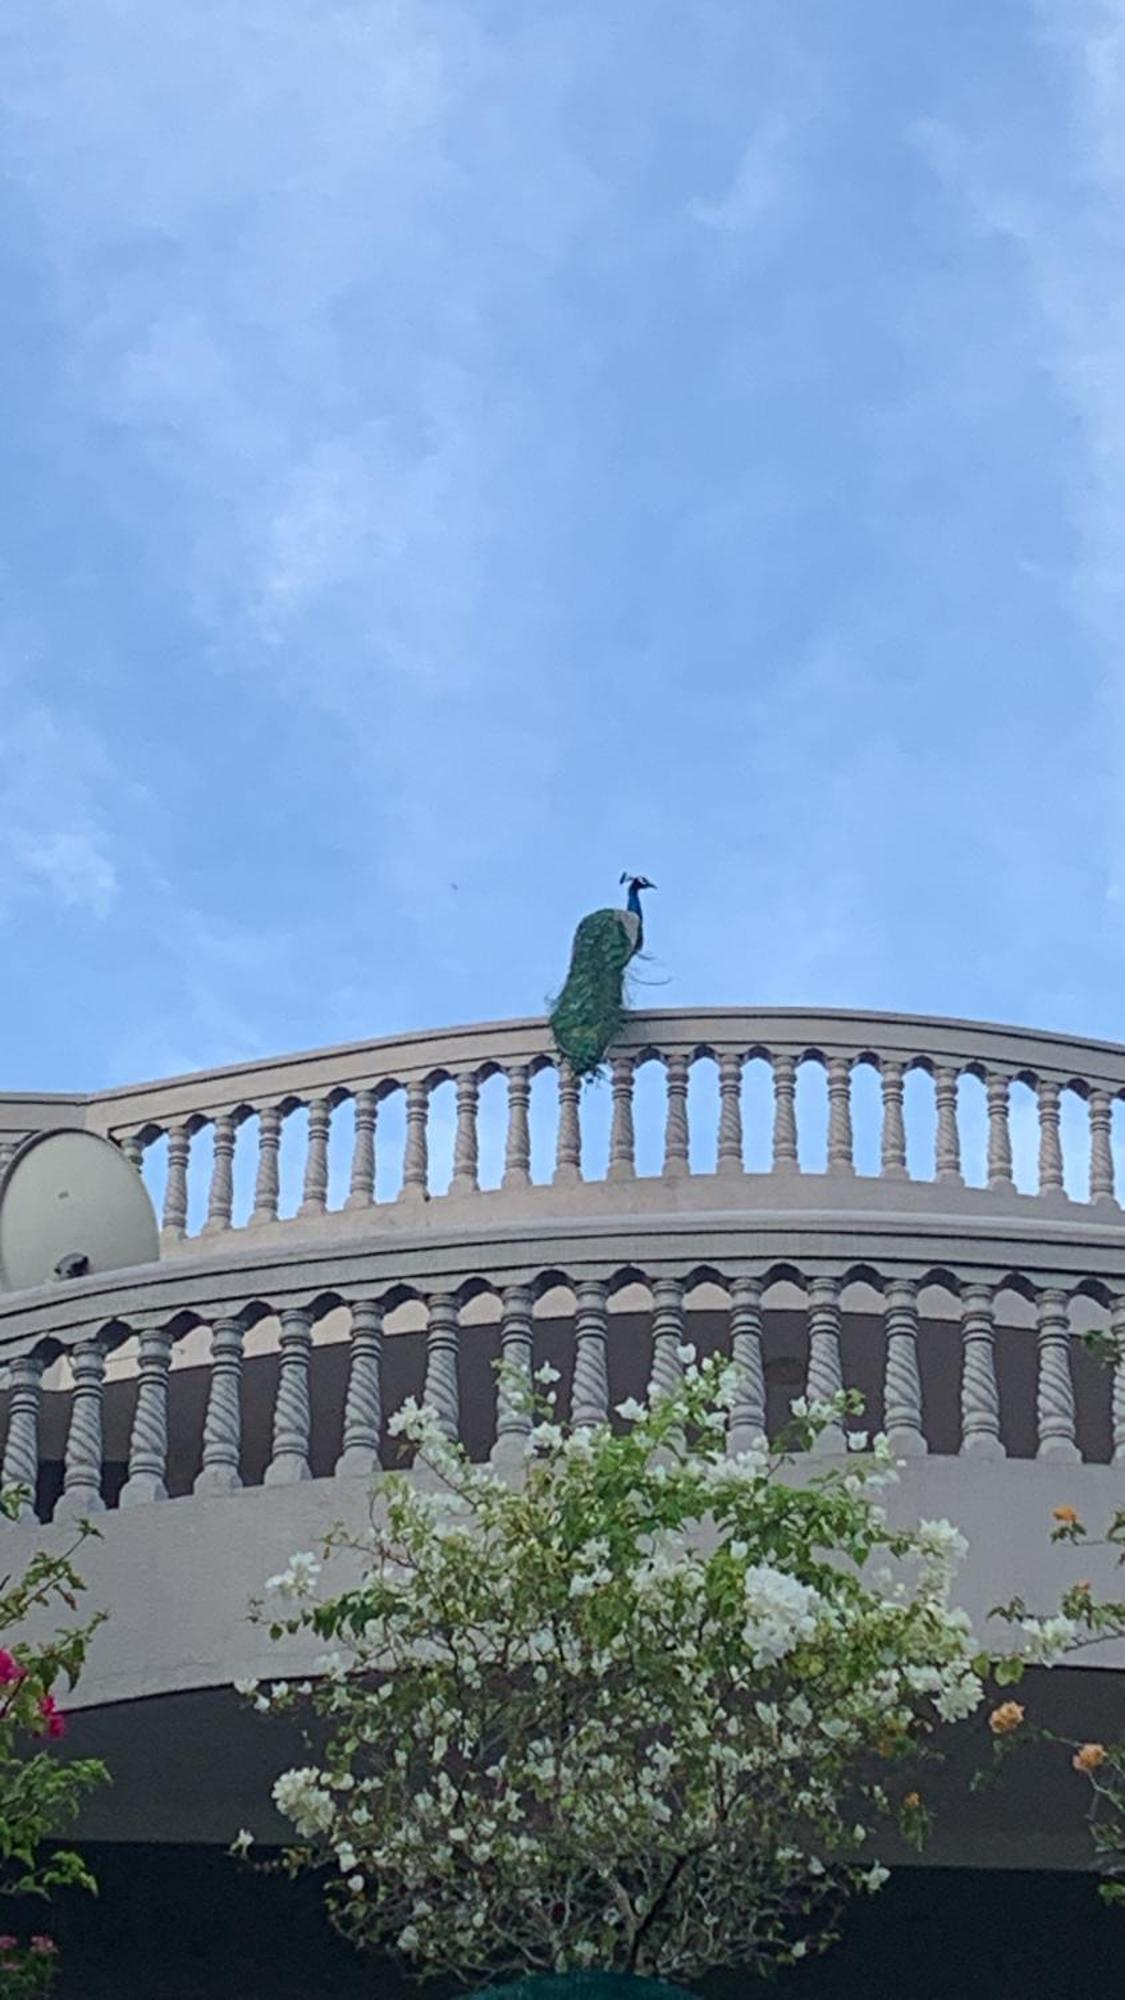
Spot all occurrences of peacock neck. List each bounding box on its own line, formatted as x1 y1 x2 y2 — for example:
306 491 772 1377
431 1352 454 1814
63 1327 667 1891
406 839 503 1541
627 883 642 917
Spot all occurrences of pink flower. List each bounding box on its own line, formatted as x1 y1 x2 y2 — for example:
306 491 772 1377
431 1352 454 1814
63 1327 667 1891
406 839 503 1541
0 1649 26 1685
30 1937 57 1955
0 1936 18 1951
38 1694 66 1739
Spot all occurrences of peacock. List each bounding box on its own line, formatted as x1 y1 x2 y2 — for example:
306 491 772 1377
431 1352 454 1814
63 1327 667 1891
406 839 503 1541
549 874 656 1082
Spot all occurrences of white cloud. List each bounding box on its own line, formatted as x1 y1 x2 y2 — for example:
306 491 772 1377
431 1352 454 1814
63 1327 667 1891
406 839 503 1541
0 692 122 921
12 829 118 918
690 113 794 234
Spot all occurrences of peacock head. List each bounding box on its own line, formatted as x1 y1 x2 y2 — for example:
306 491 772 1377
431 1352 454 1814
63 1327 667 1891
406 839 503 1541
620 873 656 895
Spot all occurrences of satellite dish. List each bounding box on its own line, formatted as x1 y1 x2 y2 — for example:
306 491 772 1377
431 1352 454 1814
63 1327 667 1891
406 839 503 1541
0 1130 159 1292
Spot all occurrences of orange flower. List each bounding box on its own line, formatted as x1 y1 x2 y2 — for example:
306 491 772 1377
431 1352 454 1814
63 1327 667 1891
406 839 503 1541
989 1702 1025 1736
903 1792 921 1810
1073 1743 1107 1774
1053 1505 1080 1525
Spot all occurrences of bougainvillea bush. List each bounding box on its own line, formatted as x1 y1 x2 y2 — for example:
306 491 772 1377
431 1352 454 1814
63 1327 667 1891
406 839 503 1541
238 1354 1018 1988
0 1488 108 1998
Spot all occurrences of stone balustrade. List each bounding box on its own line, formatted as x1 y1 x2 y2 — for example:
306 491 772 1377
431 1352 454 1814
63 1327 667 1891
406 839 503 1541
2 1208 1125 1522
5 1009 1125 1253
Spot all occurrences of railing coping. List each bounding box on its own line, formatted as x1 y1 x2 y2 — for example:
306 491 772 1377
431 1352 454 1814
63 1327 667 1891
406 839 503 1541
8 1005 1125 1135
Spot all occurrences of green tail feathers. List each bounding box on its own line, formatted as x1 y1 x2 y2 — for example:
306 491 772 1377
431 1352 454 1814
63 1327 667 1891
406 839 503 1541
549 909 637 1082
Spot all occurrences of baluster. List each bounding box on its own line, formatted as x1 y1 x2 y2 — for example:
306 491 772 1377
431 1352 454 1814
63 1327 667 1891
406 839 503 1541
422 1294 460 1443
986 1074 1015 1193
571 1281 609 1428
771 1053 799 1170
1111 1298 1125 1466
0 1139 16 1180
1089 1090 1116 1208
648 1279 686 1401
194 1315 246 1494
162 1125 191 1236
717 1054 744 1177
502 1067 532 1189
122 1133 145 1174
250 1106 282 1225
727 1276 766 1455
934 1066 962 1183
203 1112 236 1233
345 1090 377 1209
883 1280 925 1455
400 1080 430 1202
608 1057 636 1181
335 1301 384 1476
1036 1288 1079 1461
265 1306 314 1483
554 1063 583 1186
55 1338 107 1520
450 1073 480 1196
298 1098 331 1217
960 1283 1004 1458
492 1284 535 1470
1037 1080 1064 1195
880 1061 908 1180
805 1277 844 1451
120 1325 175 1505
662 1054 690 1178
0 1354 44 1523
826 1059 854 1175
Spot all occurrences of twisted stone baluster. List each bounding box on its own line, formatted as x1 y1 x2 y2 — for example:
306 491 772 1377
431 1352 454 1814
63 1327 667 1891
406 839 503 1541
203 1113 236 1233
400 1080 430 1202
608 1057 636 1181
345 1090 377 1209
717 1054 744 1178
265 1306 314 1483
648 1279 686 1402
502 1067 532 1189
335 1301 384 1476
56 1338 107 1520
194 1315 246 1494
1036 1288 1079 1461
298 1099 331 1216
250 1107 282 1225
450 1073 480 1196
0 1354 44 1523
1111 1298 1125 1466
1089 1090 1117 1208
883 1280 925 1455
554 1063 583 1186
727 1276 766 1455
571 1281 609 1429
880 1061 908 1180
162 1125 191 1237
662 1054 690 1178
122 1133 145 1173
423 1294 460 1443
960 1284 1004 1458
121 1326 175 1505
771 1053 799 1170
805 1277 844 1451
934 1066 962 1183
826 1060 854 1175
492 1284 535 1470
1037 1081 1064 1195
986 1075 1014 1193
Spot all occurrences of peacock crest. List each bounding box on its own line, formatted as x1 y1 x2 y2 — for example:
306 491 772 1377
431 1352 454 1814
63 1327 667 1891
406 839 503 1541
548 874 656 1082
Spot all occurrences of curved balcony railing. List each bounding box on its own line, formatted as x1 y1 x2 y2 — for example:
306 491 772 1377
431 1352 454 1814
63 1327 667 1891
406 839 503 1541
5 1008 1125 1252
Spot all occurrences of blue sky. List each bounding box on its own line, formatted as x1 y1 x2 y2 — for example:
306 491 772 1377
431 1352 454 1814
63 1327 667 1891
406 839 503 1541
1 0 1123 1091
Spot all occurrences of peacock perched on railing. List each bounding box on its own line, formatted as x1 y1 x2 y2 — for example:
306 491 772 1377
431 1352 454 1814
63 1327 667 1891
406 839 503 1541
549 874 655 1082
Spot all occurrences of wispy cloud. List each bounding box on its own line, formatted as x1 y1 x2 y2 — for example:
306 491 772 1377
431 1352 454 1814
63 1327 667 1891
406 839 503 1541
690 113 795 234
0 690 121 920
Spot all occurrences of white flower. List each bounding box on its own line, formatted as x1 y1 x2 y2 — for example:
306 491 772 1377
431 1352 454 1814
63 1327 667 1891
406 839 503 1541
349 1874 364 1894
791 1941 808 1959
846 1429 869 1453
529 1422 564 1451
916 1519 968 1567
615 1397 647 1424
863 1863 890 1892
272 1767 336 1838
789 1396 809 1419
265 1551 321 1602
231 1829 254 1857
534 1362 561 1384
398 1925 420 1952
675 1342 697 1365
233 1678 259 1697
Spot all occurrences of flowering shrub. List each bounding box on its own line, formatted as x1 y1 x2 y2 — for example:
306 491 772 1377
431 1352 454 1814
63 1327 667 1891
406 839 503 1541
0 1486 109 1996
989 1498 1125 1905
243 1356 995 1986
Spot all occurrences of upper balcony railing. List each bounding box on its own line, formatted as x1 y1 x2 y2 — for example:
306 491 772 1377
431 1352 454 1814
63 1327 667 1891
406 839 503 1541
5 1007 1125 1251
